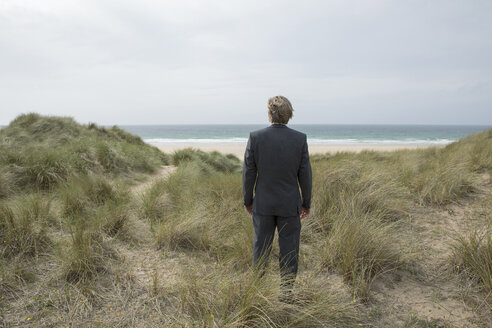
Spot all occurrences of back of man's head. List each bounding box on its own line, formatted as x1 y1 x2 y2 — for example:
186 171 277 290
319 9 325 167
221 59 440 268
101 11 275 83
268 96 294 124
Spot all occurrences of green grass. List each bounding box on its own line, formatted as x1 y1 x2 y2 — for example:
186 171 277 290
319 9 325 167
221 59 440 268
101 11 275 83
0 114 491 326
0 193 53 258
99 195 133 239
57 176 131 282
397 147 476 205
0 113 169 192
318 215 400 300
0 167 17 199
165 266 358 327
171 147 241 173
61 217 116 283
452 226 492 293
0 114 157 285
306 158 406 299
155 162 253 268
59 174 118 219
139 178 170 228
311 158 409 229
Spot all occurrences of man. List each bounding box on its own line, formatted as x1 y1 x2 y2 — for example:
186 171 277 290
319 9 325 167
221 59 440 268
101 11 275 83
242 95 312 295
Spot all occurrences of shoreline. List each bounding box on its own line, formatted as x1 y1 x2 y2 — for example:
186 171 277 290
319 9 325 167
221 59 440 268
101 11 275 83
154 143 441 159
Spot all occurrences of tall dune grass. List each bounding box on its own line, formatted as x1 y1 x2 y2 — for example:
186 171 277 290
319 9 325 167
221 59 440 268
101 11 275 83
395 147 476 205
0 113 169 192
312 159 408 230
58 175 130 282
61 216 117 283
139 178 170 229
452 228 492 293
319 215 400 300
59 174 118 219
171 148 241 173
0 167 17 199
445 129 492 174
166 266 358 327
306 159 405 299
0 193 53 258
155 162 253 267
0 114 490 326
98 190 133 239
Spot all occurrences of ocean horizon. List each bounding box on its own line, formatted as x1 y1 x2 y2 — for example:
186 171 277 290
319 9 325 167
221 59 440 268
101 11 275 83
117 124 491 146
1 123 490 146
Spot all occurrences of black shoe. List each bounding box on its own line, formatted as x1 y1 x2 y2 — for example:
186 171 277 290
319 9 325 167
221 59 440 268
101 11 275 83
278 286 294 304
278 294 294 304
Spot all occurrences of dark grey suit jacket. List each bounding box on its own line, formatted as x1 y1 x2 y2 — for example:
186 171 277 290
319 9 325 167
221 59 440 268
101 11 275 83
242 124 312 217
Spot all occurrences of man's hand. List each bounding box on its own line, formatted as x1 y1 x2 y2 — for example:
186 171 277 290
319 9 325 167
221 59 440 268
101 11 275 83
300 207 310 219
244 204 253 215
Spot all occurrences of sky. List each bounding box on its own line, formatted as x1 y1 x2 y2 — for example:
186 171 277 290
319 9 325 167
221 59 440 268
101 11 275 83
1 0 491 125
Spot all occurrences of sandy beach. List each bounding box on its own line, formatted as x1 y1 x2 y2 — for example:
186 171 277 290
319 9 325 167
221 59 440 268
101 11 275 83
155 144 439 158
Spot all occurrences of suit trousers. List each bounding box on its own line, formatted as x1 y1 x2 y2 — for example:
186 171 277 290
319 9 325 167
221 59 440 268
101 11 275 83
252 213 301 284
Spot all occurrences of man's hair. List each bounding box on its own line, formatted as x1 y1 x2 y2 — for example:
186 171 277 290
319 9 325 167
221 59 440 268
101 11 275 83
267 96 293 124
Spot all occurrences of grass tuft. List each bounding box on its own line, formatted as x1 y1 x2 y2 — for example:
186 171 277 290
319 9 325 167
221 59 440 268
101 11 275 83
0 194 52 257
319 215 401 300
452 228 492 293
155 163 253 267
60 175 117 219
407 151 475 205
61 218 116 283
167 266 358 327
139 178 170 227
171 148 241 173
312 160 408 232
99 192 133 238
0 167 17 199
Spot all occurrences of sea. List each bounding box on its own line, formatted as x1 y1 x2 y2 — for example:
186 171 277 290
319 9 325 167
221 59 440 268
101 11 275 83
119 124 491 146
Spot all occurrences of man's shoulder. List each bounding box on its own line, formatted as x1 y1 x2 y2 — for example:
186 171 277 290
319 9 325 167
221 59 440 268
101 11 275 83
286 127 307 139
249 126 269 138
250 126 306 139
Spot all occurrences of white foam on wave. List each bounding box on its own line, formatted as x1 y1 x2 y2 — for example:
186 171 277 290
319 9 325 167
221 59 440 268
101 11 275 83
145 138 456 145
307 138 455 145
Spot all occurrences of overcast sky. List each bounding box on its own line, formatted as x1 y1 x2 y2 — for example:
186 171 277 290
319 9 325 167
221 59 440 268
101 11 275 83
1 0 491 125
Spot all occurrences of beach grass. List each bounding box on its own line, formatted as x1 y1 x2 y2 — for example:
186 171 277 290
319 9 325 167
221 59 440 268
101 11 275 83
0 113 168 193
452 228 492 293
0 114 491 326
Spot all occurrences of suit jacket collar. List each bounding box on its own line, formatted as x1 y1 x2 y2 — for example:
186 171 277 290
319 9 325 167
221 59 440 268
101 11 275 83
270 123 287 128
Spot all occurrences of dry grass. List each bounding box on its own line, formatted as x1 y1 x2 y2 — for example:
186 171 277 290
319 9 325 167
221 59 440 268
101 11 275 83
0 193 53 258
163 267 358 327
452 227 492 293
155 162 253 268
0 115 491 326
319 215 401 300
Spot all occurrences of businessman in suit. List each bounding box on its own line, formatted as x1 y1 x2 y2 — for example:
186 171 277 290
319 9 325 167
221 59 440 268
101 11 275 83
242 95 312 295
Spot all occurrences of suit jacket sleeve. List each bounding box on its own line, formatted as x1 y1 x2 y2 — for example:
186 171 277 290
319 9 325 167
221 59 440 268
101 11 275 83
242 133 257 206
298 135 312 209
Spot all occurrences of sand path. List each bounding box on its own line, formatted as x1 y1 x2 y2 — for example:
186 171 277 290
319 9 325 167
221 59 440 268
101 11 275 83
370 173 492 326
120 165 187 291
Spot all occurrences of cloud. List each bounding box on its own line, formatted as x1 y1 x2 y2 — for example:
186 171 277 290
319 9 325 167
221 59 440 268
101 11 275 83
0 0 491 124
